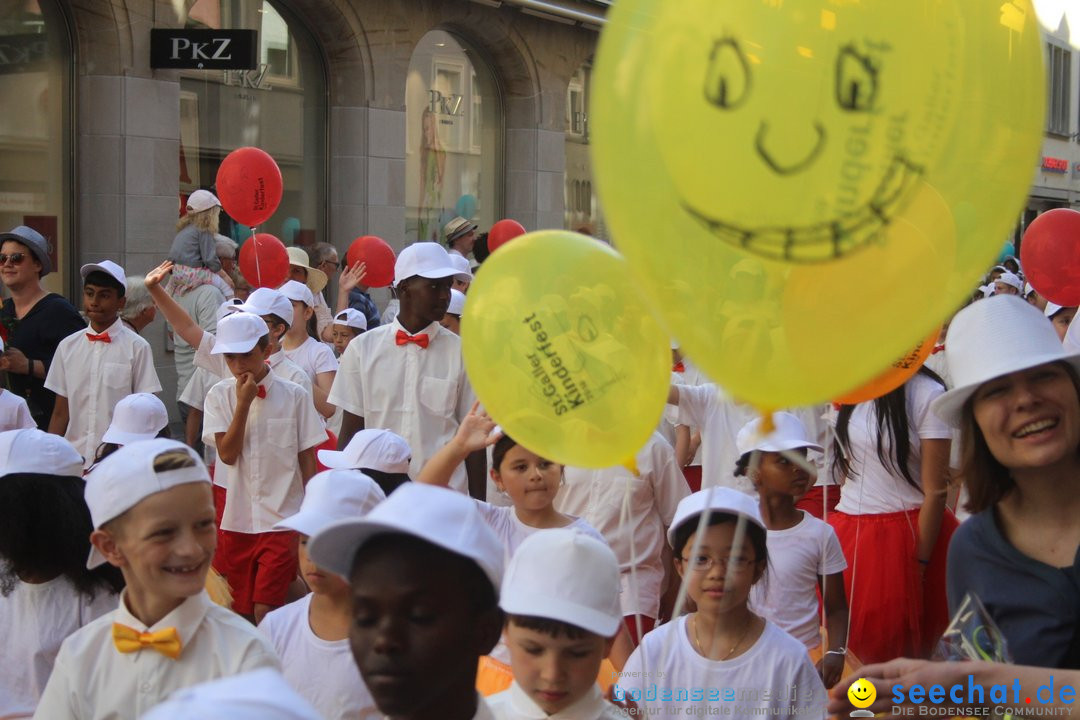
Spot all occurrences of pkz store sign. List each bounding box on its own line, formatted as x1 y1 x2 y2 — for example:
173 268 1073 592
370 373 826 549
150 29 257 70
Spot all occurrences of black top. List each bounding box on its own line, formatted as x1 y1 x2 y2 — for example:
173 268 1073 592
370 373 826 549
1 294 86 429
947 508 1080 669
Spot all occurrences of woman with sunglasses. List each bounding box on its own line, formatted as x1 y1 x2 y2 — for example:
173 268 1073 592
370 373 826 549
0 226 85 430
935 295 1080 669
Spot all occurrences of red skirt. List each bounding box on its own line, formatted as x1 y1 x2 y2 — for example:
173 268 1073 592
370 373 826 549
828 508 958 664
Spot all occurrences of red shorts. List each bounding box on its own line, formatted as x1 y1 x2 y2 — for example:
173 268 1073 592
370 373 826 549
213 530 299 615
682 465 702 493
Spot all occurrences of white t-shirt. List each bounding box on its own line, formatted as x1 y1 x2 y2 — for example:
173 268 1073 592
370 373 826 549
662 358 710 463
557 432 689 618
380 298 400 326
617 617 825 718
0 389 35 432
488 681 624 720
258 594 378 719
749 512 847 648
0 579 116 717
283 335 339 384
833 373 951 515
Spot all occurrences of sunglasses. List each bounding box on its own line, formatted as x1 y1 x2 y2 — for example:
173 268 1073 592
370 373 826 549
0 252 27 266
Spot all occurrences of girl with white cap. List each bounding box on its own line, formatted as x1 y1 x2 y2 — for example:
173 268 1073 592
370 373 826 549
934 295 1080 669
167 190 235 298
88 392 169 469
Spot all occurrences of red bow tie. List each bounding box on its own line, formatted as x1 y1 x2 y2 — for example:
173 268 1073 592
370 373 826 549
931 344 945 355
396 330 430 349
256 386 267 399
86 332 111 343
672 361 685 373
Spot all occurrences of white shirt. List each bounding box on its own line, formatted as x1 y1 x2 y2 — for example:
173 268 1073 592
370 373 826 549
203 369 327 533
489 682 624 720
44 318 161 466
663 358 709 463
0 388 35 431
32 590 279 720
329 320 475 493
618 618 825 718
749 512 847 648
258 594 378 719
283 335 339 384
380 298 400 326
0 579 116 717
676 384 758 494
833 373 952 515
557 433 689 617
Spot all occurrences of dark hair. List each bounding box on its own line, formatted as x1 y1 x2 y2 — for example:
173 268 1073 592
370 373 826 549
472 233 490 264
491 434 519 472
92 426 172 466
670 511 768 567
263 314 289 336
84 270 125 297
508 614 592 640
959 361 1080 513
360 468 411 497
256 333 271 350
734 451 752 477
831 366 946 491
0 473 125 599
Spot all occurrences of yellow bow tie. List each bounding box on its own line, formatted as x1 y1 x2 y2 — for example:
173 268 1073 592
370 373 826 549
112 623 182 659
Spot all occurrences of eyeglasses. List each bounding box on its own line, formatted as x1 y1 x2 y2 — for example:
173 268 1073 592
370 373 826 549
0 252 27 266
681 554 755 573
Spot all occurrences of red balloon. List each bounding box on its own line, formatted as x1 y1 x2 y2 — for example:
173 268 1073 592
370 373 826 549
239 233 290 289
487 219 527 253
1021 208 1080 305
346 235 396 288
215 147 283 227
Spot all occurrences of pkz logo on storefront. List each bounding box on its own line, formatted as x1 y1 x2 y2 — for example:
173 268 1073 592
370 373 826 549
429 90 465 118
150 29 258 71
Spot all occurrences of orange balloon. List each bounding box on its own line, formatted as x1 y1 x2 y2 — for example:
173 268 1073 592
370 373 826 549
834 327 940 406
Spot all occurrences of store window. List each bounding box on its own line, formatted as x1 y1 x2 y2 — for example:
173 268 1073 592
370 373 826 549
406 30 502 245
0 0 72 294
1046 43 1071 136
181 0 326 247
564 62 606 239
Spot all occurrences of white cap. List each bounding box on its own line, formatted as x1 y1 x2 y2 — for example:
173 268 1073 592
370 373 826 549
333 308 367 331
447 288 466 317
667 487 766 548
237 287 294 328
101 393 169 445
141 668 322 720
278 279 315 307
932 296 1080 426
186 189 221 214
393 243 460 287
209 311 268 355
980 284 995 298
317 428 411 474
80 260 127 288
735 412 822 456
85 439 211 567
0 335 5 354
308 483 502 591
995 272 1023 291
216 297 245 322
1045 302 1070 318
449 253 473 281
0 428 84 478
273 470 386 537
500 528 621 637
1024 282 1035 297
285 246 328 295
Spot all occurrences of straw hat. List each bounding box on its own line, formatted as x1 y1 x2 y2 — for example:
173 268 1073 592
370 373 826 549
286 246 328 294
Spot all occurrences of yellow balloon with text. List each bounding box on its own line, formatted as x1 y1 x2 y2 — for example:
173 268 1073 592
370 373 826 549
462 231 671 468
591 0 1045 410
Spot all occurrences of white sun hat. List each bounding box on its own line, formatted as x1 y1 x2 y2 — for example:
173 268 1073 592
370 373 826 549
735 411 822 456
931 295 1080 426
285 246 328 295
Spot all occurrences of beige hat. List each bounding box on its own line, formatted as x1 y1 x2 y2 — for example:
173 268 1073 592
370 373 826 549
286 246 328 295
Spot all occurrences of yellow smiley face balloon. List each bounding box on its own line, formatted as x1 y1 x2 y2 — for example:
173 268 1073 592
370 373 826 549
591 0 1045 409
848 678 877 710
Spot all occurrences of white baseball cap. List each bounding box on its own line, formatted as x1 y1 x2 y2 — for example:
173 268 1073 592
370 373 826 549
273 469 386 537
447 288 466 317
1045 302 1074 319
216 297 245 322
85 439 211 567
667 487 766 548
101 393 169 445
393 242 460 288
278 279 315 307
80 260 127 288
736 412 822 456
317 428 411 474
186 189 221 214
0 428 84 478
209 311 268 355
333 308 367 331
285 246 328 295
308 482 502 591
141 668 322 720
449 253 473 281
932 295 1080 426
500 528 621 637
237 287 294 328
994 272 1023 291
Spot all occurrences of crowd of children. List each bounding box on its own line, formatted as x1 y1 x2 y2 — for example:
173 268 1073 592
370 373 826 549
0 208 1076 720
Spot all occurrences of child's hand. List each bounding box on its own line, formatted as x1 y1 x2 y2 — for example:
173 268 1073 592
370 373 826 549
453 401 500 454
818 651 845 689
145 261 174 288
338 261 368 294
236 372 258 404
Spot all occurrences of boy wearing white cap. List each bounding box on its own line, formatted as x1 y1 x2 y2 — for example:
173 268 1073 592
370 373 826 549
318 427 413 496
487 529 626 719
993 271 1023 296
307 482 504 720
46 261 161 466
88 392 170 468
202 312 326 623
330 242 483 496
32 439 278 720
331 307 367 357
258 470 385 719
442 288 466 335
279 279 338 419
0 336 35 431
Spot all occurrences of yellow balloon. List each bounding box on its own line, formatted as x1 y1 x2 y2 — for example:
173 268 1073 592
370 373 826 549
591 0 1045 410
462 231 671 468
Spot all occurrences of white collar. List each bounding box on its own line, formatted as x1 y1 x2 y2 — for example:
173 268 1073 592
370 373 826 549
507 681 611 719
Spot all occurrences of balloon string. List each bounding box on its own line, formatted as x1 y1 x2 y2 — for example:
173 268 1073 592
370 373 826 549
250 226 260 286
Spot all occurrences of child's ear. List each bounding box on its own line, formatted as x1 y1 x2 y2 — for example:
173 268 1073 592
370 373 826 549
117 296 127 310
90 528 127 568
